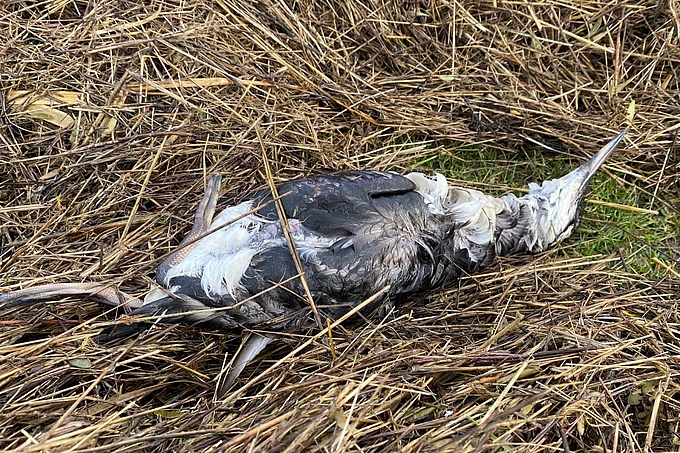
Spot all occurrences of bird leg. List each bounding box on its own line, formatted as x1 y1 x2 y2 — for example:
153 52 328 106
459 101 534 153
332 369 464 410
218 332 274 396
0 282 142 312
156 175 223 284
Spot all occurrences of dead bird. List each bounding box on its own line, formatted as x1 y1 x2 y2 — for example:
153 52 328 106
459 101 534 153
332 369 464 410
0 130 626 392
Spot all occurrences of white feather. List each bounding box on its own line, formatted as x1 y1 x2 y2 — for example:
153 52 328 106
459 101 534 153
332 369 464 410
201 248 260 298
144 285 174 305
407 172 503 262
163 200 338 300
405 172 448 214
165 201 266 299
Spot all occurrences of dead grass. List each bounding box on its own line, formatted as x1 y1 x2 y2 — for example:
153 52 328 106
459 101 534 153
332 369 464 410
1 0 679 452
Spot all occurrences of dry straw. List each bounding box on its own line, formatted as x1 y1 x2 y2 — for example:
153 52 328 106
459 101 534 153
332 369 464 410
1 1 679 452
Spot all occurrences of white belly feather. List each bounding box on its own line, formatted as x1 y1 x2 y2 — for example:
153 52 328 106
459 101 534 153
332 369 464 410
163 201 265 299
161 200 337 301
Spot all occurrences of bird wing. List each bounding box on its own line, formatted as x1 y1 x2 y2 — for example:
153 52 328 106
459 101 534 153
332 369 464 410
245 171 419 242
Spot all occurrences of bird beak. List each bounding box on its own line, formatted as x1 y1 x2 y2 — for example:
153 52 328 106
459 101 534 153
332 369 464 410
572 129 627 192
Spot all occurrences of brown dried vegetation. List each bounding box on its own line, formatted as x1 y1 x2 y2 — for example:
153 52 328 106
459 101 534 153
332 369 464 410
1 0 679 452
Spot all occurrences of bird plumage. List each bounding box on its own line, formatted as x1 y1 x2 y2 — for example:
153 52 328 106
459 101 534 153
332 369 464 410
0 130 626 391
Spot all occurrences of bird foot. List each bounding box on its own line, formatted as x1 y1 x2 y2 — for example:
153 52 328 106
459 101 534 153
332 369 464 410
0 282 142 312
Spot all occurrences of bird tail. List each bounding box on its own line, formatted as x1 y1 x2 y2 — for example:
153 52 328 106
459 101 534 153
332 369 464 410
495 130 626 255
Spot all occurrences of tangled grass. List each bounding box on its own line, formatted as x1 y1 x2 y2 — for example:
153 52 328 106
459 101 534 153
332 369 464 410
1 0 679 451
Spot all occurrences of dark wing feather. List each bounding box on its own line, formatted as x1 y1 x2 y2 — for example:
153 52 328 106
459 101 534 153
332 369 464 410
242 171 417 238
